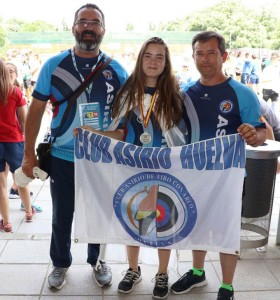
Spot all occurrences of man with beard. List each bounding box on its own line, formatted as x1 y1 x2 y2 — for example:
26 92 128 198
21 4 128 290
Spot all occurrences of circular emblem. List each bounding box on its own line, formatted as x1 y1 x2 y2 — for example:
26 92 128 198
113 172 197 247
103 70 113 80
220 100 233 113
140 132 152 145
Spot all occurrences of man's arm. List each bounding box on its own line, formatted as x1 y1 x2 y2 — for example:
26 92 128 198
259 98 280 141
260 116 274 140
22 98 47 178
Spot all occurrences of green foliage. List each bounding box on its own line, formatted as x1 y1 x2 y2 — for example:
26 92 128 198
5 18 26 32
126 23 134 31
21 20 58 32
0 18 7 57
0 1 279 51
156 0 280 50
270 21 280 49
0 27 6 48
4 18 59 32
158 18 187 31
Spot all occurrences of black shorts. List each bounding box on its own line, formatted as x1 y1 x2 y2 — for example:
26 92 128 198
262 89 279 102
0 142 24 172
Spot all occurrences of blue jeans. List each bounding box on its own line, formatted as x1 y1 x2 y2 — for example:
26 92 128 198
50 156 100 267
241 73 250 84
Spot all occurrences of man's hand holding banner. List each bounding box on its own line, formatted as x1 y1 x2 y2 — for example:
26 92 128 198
74 129 245 255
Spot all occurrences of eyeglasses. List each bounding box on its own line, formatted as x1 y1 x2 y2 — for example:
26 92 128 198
75 20 104 29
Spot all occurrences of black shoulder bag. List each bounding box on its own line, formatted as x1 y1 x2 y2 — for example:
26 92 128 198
36 57 112 177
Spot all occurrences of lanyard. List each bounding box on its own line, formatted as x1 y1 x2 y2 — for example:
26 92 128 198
71 48 103 96
139 90 158 128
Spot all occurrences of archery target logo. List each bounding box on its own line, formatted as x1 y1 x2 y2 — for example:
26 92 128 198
113 172 197 247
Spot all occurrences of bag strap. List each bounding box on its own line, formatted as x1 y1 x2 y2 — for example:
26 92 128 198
52 56 112 144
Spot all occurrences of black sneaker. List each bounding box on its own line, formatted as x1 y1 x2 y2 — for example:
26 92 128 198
9 188 33 199
118 266 142 293
152 273 169 299
9 188 20 199
217 287 234 300
170 269 207 294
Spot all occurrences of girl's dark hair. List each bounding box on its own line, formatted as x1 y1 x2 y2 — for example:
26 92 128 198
73 3 105 26
112 37 183 130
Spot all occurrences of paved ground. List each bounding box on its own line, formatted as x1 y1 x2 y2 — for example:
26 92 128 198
1 159 280 299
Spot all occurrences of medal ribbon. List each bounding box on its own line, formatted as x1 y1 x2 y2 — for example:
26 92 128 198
140 90 158 128
71 48 103 96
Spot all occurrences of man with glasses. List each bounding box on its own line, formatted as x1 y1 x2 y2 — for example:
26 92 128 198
21 3 128 290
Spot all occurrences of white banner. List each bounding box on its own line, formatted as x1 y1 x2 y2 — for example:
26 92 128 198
74 130 245 254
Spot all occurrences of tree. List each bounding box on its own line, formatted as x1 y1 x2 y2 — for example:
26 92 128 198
0 17 7 57
270 21 280 49
126 23 134 31
155 0 280 49
4 18 58 32
21 21 58 32
158 18 187 31
5 18 26 32
0 27 6 50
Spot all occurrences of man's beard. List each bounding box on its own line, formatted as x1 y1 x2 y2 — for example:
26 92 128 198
75 30 103 51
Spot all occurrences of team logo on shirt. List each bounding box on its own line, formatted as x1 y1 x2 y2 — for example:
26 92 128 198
113 172 197 247
200 93 211 100
103 70 113 80
220 100 233 113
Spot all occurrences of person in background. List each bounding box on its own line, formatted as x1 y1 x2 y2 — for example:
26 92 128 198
170 31 266 300
259 98 280 143
223 51 235 79
241 52 253 85
21 3 128 291
29 53 42 97
6 49 23 91
261 55 269 71
21 51 32 103
74 36 186 299
234 51 243 82
6 63 21 88
248 54 261 95
261 52 280 113
5 62 42 213
0 60 36 233
259 98 280 173
176 64 192 85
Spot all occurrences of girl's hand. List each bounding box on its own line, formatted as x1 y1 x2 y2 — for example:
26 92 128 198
81 125 95 132
73 127 79 136
73 126 95 136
